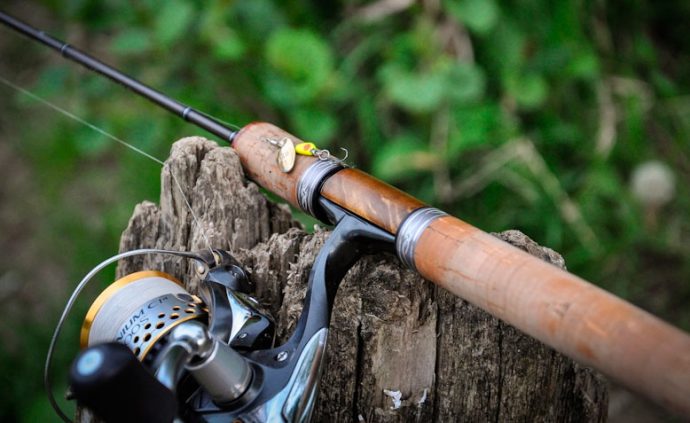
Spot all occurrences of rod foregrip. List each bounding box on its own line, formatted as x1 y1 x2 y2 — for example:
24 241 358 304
232 122 690 416
232 122 319 209
232 122 425 232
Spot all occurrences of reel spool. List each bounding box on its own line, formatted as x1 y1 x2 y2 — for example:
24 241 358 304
69 256 266 422
81 271 207 362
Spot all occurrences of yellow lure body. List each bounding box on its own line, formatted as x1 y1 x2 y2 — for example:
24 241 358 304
295 142 317 156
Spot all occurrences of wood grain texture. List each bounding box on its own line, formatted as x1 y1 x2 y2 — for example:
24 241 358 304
232 122 319 210
75 137 607 422
320 168 424 234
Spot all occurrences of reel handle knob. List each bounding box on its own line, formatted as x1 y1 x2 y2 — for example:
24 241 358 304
69 342 177 423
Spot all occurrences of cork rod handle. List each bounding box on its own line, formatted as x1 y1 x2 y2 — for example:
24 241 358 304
232 122 690 416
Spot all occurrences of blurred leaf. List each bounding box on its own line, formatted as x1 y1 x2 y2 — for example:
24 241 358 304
619 95 647 157
590 166 624 198
386 32 419 69
232 0 285 40
199 3 246 61
111 28 152 55
485 21 525 73
265 28 334 102
530 46 572 75
445 0 500 35
211 31 246 60
262 76 298 107
541 118 582 145
155 0 195 46
567 51 599 80
126 118 167 153
633 33 658 66
372 134 439 180
446 62 486 104
73 123 112 156
30 67 69 100
82 75 111 98
506 73 548 109
450 103 502 156
356 97 385 156
651 71 676 97
380 64 446 113
290 108 338 144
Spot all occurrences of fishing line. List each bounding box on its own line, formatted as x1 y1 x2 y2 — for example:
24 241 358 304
0 75 215 255
0 75 222 421
196 108 242 132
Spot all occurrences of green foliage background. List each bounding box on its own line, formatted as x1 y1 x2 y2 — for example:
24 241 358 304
0 0 689 420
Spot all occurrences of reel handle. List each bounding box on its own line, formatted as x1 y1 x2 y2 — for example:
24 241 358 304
69 342 177 423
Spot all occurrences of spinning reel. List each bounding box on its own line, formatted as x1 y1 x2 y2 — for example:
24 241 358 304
58 199 395 422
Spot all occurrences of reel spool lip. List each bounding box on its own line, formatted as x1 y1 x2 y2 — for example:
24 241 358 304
80 270 183 349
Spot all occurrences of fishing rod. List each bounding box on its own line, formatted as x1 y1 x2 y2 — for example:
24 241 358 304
2 10 690 421
0 11 237 143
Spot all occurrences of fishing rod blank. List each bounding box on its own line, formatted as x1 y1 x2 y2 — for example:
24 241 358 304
0 11 237 143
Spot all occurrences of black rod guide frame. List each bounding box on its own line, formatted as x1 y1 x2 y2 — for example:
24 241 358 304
0 11 238 144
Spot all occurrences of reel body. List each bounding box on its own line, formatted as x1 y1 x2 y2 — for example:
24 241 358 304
69 199 394 422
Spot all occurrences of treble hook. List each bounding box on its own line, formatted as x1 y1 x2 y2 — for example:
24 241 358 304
338 147 349 162
315 147 349 164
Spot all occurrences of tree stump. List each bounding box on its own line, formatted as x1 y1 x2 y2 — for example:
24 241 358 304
106 137 608 421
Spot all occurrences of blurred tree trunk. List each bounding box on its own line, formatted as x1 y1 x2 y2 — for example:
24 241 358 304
79 137 608 422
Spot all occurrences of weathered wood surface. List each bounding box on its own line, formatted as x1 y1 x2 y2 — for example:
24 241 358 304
93 137 607 421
